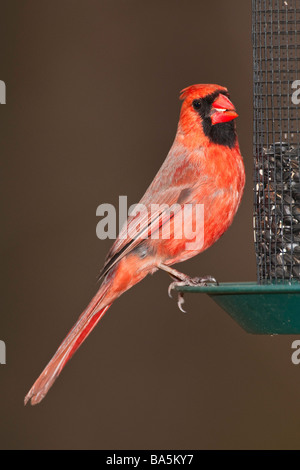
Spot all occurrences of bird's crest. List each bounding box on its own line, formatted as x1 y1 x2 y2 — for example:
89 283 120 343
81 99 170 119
180 84 228 101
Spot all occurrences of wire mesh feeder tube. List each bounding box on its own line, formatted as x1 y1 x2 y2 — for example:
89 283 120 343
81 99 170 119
253 0 300 283
174 1 300 335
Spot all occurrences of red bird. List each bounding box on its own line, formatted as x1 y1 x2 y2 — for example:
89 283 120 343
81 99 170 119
25 84 245 405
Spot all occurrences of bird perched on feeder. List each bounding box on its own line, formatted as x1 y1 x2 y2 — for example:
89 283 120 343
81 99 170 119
25 84 245 405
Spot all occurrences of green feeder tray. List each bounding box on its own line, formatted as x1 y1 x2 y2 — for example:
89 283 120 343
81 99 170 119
176 282 300 335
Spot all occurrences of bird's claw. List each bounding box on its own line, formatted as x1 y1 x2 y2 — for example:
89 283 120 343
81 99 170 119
168 276 219 313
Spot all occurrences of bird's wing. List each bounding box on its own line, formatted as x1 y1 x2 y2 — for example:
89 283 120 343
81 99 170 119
98 186 190 279
98 145 204 279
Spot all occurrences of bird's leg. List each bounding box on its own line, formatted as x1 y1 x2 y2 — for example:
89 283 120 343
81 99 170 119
158 263 218 313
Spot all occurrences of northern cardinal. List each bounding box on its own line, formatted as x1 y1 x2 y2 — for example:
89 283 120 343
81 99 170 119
25 84 245 405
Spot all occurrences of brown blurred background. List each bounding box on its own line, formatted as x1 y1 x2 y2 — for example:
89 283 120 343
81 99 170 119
1 0 299 450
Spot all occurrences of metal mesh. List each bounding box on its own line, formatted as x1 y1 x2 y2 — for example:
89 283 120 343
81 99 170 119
253 0 300 283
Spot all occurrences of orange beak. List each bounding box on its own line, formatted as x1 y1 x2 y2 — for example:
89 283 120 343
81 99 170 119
210 94 238 125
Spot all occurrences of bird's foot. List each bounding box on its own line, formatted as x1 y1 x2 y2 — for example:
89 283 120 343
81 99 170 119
168 275 218 313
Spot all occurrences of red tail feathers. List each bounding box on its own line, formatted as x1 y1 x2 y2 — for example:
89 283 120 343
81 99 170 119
25 296 111 406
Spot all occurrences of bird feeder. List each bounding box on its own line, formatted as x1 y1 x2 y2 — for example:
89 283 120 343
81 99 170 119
177 0 300 334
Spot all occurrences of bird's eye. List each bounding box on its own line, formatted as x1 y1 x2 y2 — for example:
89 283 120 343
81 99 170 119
192 99 202 110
